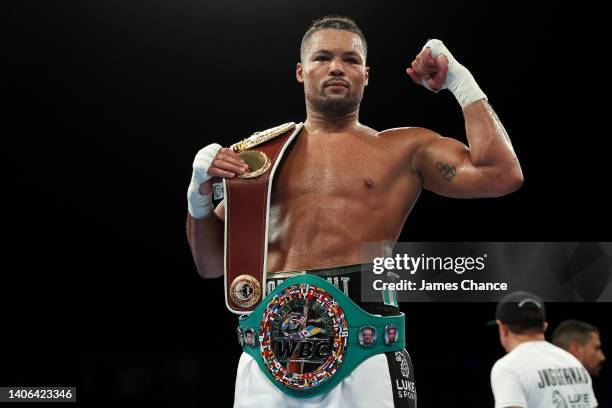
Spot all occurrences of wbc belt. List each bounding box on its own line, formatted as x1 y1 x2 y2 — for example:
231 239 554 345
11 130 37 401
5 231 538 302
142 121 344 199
223 122 303 313
237 274 405 398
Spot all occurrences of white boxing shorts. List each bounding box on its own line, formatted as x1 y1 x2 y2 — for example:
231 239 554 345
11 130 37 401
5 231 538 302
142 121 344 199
234 349 417 408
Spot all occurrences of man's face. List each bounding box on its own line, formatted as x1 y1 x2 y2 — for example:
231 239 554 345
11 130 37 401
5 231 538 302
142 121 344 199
296 29 369 117
577 332 606 377
362 329 374 344
388 329 397 342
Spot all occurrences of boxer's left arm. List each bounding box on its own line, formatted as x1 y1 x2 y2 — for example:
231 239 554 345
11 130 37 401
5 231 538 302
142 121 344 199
413 101 523 198
408 40 523 198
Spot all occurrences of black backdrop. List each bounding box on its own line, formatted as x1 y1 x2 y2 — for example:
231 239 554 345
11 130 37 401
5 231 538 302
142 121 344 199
3 0 610 406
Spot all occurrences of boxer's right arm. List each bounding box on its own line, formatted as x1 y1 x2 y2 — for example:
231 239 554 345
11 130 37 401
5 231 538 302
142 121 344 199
186 203 224 279
186 145 248 279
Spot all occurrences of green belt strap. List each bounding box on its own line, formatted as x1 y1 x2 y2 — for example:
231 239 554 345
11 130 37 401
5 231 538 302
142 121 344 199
238 274 405 398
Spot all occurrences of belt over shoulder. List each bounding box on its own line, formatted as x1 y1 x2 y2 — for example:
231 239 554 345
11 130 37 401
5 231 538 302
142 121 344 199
223 122 303 314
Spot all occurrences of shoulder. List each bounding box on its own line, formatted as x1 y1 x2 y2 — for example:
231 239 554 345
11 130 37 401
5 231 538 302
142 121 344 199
372 126 440 155
377 126 440 143
491 347 529 378
377 127 445 159
370 127 444 173
492 354 517 376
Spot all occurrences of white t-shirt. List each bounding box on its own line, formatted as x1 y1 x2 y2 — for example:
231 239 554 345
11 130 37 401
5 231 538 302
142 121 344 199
491 341 598 408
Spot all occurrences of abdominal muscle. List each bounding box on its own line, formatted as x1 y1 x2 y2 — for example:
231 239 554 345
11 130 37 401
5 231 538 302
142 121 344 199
266 187 420 273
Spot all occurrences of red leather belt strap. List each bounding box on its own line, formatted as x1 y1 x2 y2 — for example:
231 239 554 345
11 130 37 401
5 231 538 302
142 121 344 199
224 123 303 313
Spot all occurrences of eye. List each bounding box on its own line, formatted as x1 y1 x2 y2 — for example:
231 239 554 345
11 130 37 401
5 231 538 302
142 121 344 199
314 55 329 61
345 58 359 64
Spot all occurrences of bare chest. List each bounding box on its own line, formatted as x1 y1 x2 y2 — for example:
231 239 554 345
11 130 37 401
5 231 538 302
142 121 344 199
272 134 406 201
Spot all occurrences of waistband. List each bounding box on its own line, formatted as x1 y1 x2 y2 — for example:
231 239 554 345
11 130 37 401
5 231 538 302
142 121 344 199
266 263 400 316
237 274 405 398
266 262 365 278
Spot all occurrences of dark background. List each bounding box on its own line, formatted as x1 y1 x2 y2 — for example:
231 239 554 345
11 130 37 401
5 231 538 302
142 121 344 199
3 0 610 406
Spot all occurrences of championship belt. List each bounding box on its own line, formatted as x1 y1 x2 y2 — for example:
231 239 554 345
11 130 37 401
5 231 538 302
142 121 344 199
237 274 406 398
223 122 304 313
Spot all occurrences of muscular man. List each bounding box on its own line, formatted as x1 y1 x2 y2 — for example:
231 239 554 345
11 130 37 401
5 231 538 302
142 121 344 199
490 292 598 408
552 320 606 378
187 16 522 408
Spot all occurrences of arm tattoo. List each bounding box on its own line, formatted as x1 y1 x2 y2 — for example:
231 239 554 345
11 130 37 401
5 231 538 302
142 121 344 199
436 162 456 182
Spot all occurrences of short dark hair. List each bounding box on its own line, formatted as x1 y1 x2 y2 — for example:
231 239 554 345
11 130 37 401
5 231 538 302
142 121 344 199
506 323 546 336
552 319 599 349
300 15 367 61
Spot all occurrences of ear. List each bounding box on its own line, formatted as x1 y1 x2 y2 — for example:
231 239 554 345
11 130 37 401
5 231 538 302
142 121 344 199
543 322 549 333
568 342 583 358
497 321 508 349
364 65 370 86
497 320 507 337
296 62 304 84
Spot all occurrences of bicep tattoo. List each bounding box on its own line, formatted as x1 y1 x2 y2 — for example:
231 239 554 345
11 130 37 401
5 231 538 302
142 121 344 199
436 162 456 182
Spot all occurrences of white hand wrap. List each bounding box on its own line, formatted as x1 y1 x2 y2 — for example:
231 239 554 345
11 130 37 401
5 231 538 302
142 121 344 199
422 39 487 108
187 143 222 219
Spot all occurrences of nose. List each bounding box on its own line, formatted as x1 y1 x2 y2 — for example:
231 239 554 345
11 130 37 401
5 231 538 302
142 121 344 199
329 57 345 76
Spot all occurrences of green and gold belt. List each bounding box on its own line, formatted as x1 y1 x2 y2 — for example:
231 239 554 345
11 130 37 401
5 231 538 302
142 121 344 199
237 274 405 398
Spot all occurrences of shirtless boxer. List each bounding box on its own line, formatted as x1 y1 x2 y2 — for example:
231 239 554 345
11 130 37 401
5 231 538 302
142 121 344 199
186 16 523 408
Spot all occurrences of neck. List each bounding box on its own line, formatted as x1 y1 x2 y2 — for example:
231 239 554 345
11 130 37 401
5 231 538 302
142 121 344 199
506 333 546 353
304 107 360 133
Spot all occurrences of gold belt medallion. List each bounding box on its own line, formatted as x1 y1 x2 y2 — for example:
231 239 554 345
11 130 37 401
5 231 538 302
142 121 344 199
230 274 262 308
230 122 296 179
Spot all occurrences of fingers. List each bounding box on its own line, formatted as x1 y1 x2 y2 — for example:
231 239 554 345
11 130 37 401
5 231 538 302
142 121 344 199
407 48 440 83
425 78 443 92
421 48 438 69
425 54 448 91
406 67 421 84
407 48 450 91
209 160 247 178
414 50 439 76
208 148 249 178
207 166 238 179
219 147 243 163
217 148 248 169
435 54 449 77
